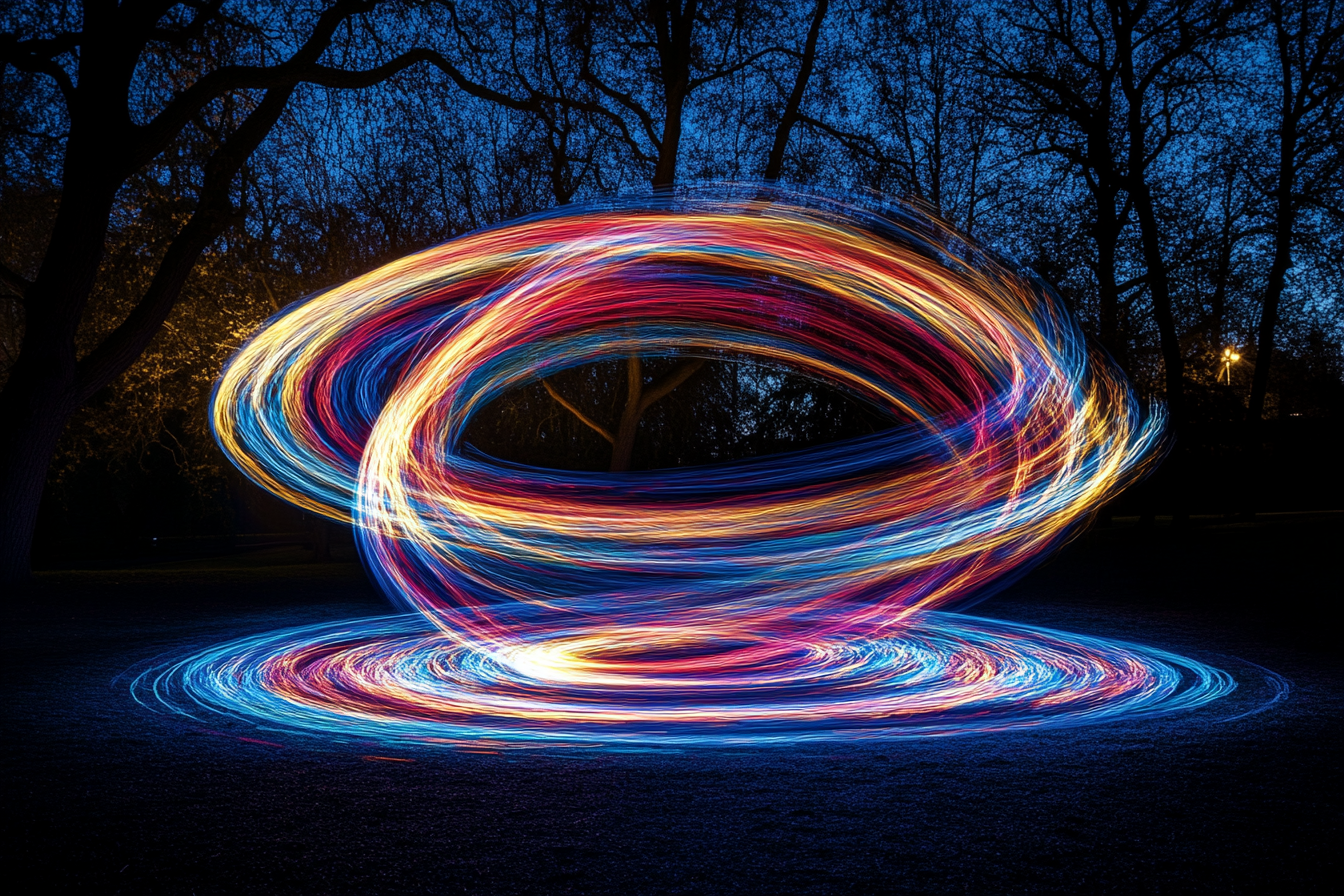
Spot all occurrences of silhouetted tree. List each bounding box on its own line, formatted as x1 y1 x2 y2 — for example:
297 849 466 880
3 0 1342 570
525 0 810 471
0 0 547 582
1245 0 1343 430
983 0 1138 371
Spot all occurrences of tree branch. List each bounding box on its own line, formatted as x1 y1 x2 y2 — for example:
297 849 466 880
766 0 828 182
687 45 798 91
75 73 297 401
797 113 881 160
542 379 614 444
132 0 389 169
581 68 662 152
0 32 78 102
638 358 705 414
0 260 33 298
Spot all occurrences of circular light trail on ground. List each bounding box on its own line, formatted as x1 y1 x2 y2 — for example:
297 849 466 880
134 611 1234 747
136 190 1237 746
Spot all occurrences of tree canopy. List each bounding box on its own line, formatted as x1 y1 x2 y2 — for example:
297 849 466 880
2 0 1341 577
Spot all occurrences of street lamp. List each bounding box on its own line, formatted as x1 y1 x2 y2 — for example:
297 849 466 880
1221 346 1241 384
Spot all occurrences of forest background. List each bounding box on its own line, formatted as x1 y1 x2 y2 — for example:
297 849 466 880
2 0 1340 576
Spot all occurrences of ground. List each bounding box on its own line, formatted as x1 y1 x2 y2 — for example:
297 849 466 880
3 514 1340 894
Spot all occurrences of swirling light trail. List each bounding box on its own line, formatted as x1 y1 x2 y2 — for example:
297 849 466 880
134 191 1236 746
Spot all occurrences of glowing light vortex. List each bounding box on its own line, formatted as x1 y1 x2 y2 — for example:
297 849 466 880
137 192 1236 747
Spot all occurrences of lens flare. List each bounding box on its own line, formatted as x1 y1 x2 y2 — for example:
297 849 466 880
136 191 1235 747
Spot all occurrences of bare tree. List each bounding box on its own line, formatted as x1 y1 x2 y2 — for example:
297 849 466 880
0 0 532 582
868 0 996 234
1245 0 1343 431
983 0 1137 370
530 0 800 471
1110 0 1242 442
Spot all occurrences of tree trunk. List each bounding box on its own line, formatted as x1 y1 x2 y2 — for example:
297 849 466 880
650 0 694 193
765 0 829 183
1114 8 1186 521
0 95 283 583
1241 228 1291 517
1247 68 1300 431
1130 181 1185 433
1244 17 1302 516
0 385 83 583
653 95 684 192
0 153 122 582
1131 177 1188 523
608 355 705 472
610 356 645 472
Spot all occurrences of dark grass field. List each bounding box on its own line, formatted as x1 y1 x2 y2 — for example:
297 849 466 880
4 514 1340 894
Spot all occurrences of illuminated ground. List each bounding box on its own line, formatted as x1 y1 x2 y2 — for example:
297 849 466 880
4 514 1340 893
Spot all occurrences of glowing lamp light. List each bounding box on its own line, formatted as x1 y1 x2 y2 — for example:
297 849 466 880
131 190 1237 747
